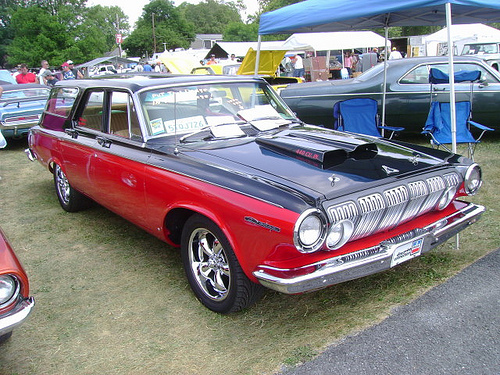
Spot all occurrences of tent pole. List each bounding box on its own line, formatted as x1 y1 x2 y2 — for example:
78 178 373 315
381 26 389 136
446 2 457 153
255 35 262 77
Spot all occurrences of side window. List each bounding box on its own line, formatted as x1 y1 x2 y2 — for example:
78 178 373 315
109 91 143 140
79 90 105 131
399 65 429 84
42 87 78 131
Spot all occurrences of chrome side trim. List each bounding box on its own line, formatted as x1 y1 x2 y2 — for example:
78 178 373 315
253 203 484 294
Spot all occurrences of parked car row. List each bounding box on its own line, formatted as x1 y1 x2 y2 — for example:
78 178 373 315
24 74 485 313
0 83 50 145
280 56 500 131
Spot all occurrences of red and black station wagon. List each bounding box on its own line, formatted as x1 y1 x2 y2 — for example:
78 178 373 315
26 74 485 313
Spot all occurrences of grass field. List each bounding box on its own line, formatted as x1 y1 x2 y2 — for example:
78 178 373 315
0 136 498 374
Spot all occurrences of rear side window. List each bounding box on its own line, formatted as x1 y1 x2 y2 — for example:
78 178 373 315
41 87 78 131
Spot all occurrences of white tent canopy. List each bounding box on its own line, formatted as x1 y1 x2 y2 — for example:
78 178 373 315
207 41 289 59
423 23 500 55
281 31 389 51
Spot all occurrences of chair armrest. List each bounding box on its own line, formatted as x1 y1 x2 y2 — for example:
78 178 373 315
379 125 405 132
468 120 494 132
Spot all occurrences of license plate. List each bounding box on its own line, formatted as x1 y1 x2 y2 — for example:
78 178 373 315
390 237 424 267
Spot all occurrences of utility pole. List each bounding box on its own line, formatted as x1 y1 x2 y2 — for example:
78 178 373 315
116 14 122 57
152 13 157 54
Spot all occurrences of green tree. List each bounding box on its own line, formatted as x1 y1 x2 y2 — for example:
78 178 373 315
223 22 258 41
179 0 242 34
6 3 130 67
258 0 299 13
123 0 194 57
7 6 70 66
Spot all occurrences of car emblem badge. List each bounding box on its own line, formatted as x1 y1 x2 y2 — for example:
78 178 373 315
382 165 399 175
329 174 340 186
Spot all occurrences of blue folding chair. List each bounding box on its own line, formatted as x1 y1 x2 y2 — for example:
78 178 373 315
333 98 404 139
422 69 494 160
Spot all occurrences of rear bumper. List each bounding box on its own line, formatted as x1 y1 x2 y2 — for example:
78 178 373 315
0 297 35 337
253 203 484 294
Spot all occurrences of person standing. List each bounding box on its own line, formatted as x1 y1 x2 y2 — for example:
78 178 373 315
389 47 403 60
343 52 353 77
206 54 217 65
61 62 76 80
66 60 84 78
15 64 36 84
143 62 153 72
36 60 50 85
292 54 304 78
41 70 59 86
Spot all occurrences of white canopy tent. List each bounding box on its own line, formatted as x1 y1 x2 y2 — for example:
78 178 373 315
423 23 500 55
281 31 389 51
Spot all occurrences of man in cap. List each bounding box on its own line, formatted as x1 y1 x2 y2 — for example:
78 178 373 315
41 70 59 86
62 62 76 80
206 54 217 65
67 60 84 79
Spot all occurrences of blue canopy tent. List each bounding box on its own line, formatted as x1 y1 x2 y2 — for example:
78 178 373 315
257 0 500 152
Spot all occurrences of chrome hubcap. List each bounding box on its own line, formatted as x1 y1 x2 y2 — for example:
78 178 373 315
188 228 230 301
55 166 70 204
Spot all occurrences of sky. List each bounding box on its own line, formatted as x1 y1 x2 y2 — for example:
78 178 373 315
87 0 260 28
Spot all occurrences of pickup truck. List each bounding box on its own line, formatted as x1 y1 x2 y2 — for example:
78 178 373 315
461 42 500 71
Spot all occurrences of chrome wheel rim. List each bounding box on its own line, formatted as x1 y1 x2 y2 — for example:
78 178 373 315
55 166 70 205
188 228 231 301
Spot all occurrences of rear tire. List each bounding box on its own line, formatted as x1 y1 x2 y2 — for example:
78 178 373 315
53 164 90 212
0 331 13 343
181 214 263 313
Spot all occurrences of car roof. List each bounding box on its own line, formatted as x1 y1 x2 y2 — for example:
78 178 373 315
54 73 265 92
382 55 489 68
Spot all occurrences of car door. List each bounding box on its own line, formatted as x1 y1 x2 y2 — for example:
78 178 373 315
391 61 500 129
88 90 151 230
58 89 102 196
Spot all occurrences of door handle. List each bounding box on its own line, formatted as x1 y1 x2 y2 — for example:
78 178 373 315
65 128 78 139
96 136 112 148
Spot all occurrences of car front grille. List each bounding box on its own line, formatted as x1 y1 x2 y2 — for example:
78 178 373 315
327 172 460 241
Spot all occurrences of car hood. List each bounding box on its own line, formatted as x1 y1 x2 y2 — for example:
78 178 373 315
237 48 286 77
179 126 448 201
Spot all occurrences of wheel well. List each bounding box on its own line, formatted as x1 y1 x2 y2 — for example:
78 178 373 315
164 208 196 246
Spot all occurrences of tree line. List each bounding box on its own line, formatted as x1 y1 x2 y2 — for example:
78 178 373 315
2 0 497 69
0 0 266 68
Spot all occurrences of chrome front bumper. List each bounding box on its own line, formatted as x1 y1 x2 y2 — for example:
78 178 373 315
253 203 485 294
0 297 35 337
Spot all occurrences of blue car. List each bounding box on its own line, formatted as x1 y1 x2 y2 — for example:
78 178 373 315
0 83 50 144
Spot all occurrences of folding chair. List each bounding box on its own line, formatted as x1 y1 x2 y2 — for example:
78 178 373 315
333 98 404 139
422 68 494 160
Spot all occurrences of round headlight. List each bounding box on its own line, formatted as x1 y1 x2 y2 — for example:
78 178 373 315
437 186 456 210
294 209 327 253
0 275 17 306
464 163 482 196
326 220 354 250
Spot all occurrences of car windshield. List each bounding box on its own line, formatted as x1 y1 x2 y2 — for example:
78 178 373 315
139 81 298 140
462 43 499 55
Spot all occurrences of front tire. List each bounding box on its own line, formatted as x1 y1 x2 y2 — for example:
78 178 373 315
53 164 90 212
181 214 263 313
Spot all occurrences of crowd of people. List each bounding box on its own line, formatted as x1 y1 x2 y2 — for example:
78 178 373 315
279 46 406 82
12 59 85 86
